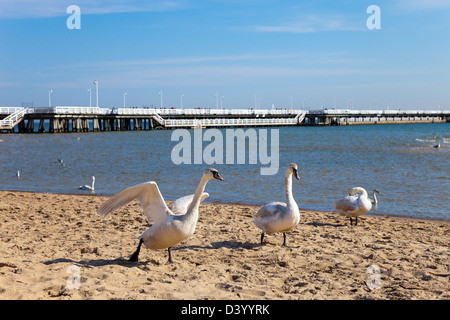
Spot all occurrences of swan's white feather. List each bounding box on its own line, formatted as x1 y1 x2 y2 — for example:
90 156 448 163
97 181 171 224
335 196 360 215
168 193 209 215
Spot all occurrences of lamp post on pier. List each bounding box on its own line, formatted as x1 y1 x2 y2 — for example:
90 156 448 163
159 90 163 109
48 89 53 108
87 88 91 107
93 81 98 108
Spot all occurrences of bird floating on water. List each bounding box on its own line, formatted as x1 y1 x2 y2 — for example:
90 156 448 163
97 168 224 263
79 176 95 191
369 189 380 205
57 158 65 167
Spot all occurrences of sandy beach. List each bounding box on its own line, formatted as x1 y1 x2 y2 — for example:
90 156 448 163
0 190 448 300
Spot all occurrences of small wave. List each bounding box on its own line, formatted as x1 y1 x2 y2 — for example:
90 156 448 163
415 138 435 143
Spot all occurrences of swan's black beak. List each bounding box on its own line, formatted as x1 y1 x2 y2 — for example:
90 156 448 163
213 172 225 181
293 168 300 180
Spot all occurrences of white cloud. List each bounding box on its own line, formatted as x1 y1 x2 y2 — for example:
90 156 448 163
249 14 363 33
0 0 181 19
394 0 450 11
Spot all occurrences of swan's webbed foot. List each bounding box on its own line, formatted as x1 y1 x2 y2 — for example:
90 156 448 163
129 238 144 262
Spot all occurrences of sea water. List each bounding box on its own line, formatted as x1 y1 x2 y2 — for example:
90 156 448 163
0 123 448 221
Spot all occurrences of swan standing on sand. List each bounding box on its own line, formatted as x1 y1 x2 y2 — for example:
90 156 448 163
335 187 372 226
253 163 300 246
79 176 95 191
97 168 224 263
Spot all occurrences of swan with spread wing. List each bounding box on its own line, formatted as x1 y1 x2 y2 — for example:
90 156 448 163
97 168 224 263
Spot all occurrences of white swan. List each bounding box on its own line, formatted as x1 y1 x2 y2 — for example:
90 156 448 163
97 168 224 263
253 163 300 246
335 187 372 226
369 189 380 205
79 176 95 191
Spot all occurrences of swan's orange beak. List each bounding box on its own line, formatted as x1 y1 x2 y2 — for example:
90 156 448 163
293 168 300 180
213 172 224 181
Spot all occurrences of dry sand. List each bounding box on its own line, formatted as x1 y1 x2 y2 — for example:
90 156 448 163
0 190 448 300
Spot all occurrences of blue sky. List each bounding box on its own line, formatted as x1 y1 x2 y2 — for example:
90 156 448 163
0 0 449 110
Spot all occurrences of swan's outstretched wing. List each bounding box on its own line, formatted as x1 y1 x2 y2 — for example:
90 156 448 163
335 196 359 215
97 181 171 224
168 193 209 215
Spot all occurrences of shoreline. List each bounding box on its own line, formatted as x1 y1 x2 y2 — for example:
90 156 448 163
2 188 449 224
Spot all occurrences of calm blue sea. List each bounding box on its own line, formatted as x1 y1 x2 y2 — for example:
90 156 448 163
0 123 448 221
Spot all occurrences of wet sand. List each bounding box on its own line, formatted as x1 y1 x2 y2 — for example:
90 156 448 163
0 191 448 300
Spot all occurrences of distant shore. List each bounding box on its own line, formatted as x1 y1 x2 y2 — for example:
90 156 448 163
0 190 448 300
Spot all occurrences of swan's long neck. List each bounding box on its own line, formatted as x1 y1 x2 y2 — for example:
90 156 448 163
352 187 368 198
92 178 95 190
372 191 378 204
284 170 297 210
185 175 209 219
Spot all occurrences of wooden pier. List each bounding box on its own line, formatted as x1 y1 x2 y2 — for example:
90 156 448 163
0 107 306 133
306 109 449 126
0 106 448 133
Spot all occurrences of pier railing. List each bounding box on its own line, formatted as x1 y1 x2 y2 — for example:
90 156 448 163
0 107 27 129
164 116 302 127
115 107 303 116
311 109 449 115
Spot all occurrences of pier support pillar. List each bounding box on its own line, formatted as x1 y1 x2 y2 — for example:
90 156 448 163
26 119 34 133
38 119 46 133
93 118 100 132
74 118 82 132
